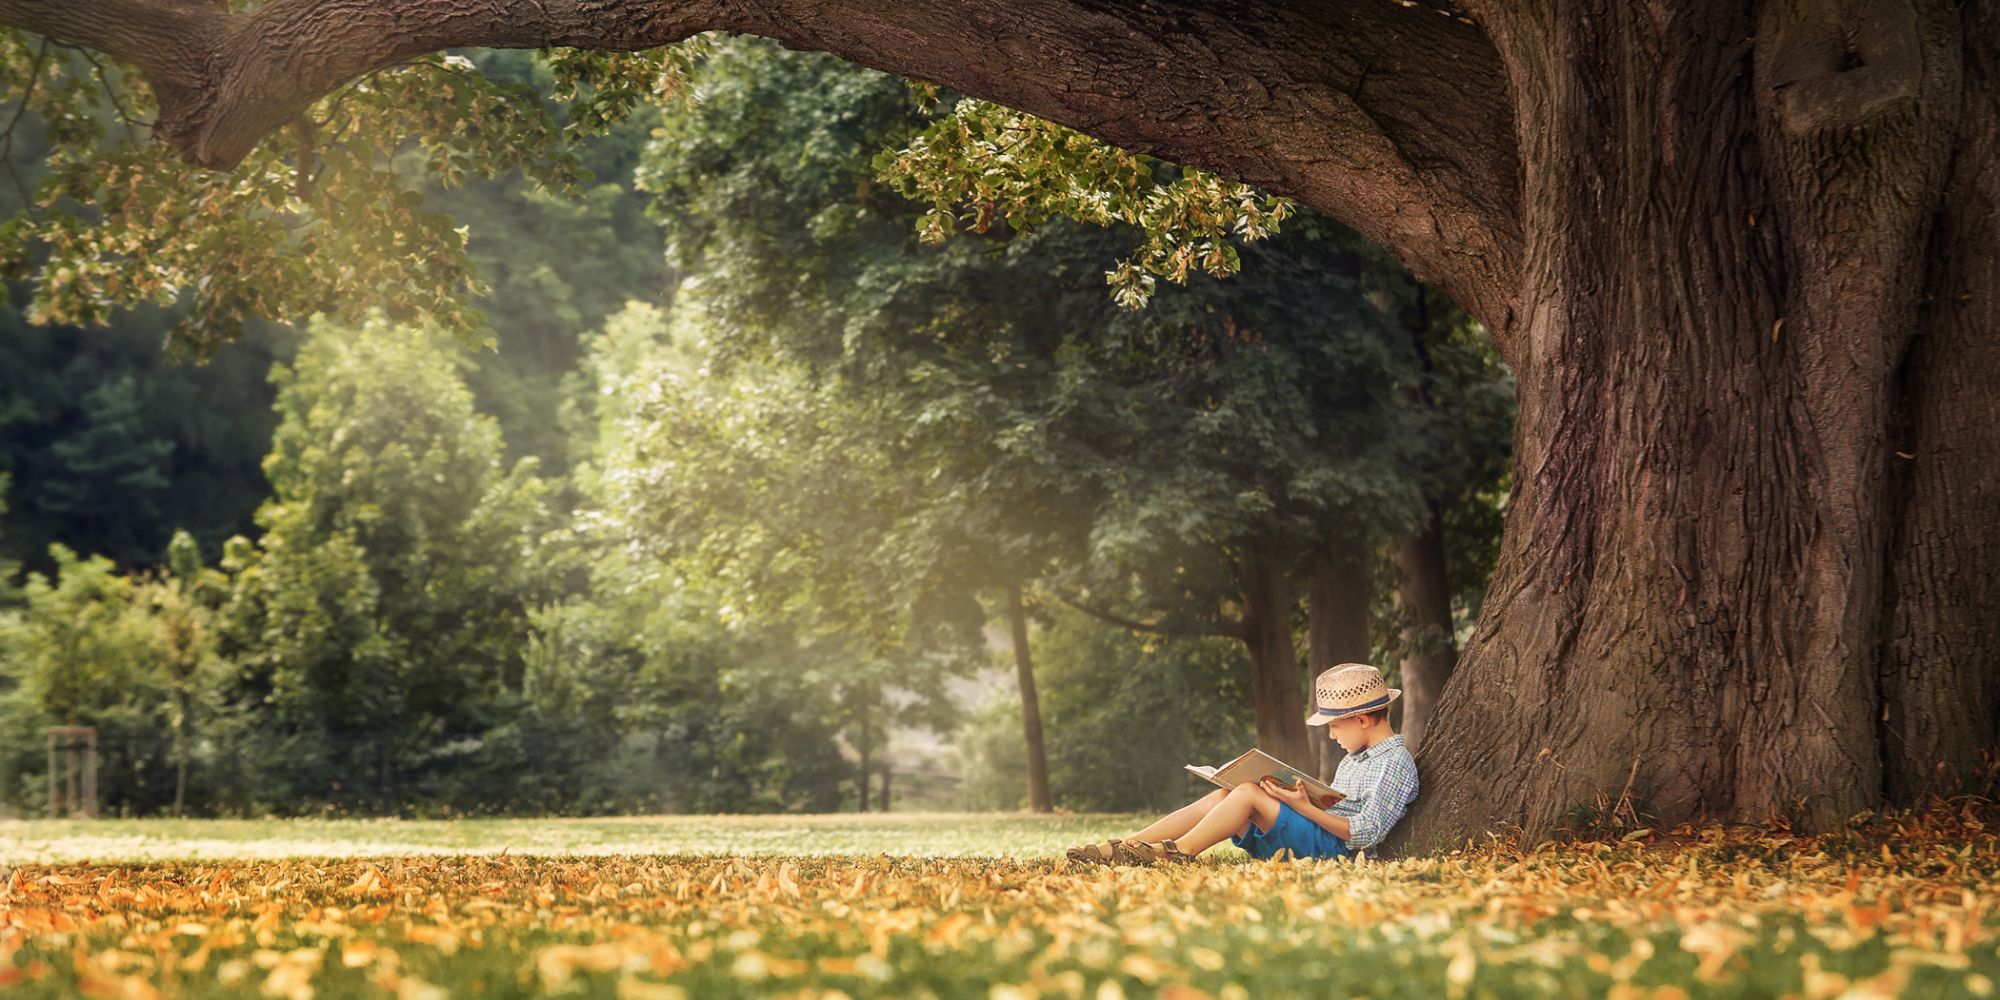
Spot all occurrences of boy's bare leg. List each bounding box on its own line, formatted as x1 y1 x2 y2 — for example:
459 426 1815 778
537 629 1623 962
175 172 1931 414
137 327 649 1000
1125 788 1227 844
1169 782 1282 855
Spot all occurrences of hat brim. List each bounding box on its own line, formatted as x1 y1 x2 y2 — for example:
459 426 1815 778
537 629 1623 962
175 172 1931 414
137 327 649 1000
1305 688 1401 726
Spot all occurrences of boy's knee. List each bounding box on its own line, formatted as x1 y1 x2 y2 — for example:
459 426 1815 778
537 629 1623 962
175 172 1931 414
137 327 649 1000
1226 783 1266 802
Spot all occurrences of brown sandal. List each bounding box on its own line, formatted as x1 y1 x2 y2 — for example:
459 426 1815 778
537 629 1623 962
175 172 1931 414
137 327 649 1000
1065 839 1129 865
1117 838 1198 866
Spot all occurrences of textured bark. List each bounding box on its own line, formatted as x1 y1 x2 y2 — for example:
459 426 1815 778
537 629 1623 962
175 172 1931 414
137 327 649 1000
1006 586 1054 813
1397 0 1975 852
1881 7 2000 800
1392 505 1455 753
0 0 1522 335
1307 549 1371 780
1239 546 1311 768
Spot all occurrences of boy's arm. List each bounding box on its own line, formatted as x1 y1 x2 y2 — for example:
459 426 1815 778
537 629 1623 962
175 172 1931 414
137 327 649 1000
1259 779 1353 839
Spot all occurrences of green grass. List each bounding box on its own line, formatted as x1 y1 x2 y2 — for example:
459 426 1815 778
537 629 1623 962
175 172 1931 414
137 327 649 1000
0 812 1172 864
1 811 1995 999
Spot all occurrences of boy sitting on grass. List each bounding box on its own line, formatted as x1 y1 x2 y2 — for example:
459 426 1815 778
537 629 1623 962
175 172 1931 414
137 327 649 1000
1066 662 1419 865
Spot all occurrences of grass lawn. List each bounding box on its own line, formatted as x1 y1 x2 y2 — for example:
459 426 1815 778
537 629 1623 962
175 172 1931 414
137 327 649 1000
0 812 1162 865
2 808 1996 998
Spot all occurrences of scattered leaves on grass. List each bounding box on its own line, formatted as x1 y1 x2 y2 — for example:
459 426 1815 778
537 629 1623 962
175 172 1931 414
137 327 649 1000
1 803 1995 998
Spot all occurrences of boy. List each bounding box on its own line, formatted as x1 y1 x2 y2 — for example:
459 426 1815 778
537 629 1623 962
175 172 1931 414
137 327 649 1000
1066 662 1419 865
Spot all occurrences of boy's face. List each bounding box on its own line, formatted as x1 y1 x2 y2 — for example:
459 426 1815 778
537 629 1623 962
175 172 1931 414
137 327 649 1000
1326 714 1373 752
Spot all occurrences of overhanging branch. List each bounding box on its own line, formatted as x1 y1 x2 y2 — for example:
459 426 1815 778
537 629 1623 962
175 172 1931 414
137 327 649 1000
0 0 1524 329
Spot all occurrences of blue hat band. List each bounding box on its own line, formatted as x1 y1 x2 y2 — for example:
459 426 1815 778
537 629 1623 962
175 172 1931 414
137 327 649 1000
1314 693 1391 717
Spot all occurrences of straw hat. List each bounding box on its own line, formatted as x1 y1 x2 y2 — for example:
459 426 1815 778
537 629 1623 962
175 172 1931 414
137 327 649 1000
1305 662 1401 726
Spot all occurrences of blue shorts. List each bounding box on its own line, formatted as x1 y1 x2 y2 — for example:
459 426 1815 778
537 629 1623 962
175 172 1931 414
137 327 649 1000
1231 803 1355 861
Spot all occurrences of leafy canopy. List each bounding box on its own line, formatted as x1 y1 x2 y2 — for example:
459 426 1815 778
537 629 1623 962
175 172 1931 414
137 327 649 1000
0 27 1291 356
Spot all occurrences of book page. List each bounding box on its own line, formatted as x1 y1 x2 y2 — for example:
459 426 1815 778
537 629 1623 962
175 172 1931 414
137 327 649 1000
1190 748 1343 803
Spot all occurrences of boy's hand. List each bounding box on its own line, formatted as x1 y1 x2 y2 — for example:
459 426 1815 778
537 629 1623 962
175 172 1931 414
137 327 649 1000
1258 777 1310 808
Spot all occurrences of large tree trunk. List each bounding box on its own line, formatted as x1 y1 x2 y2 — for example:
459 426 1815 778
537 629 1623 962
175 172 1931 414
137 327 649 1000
1006 585 1054 813
1880 17 2000 802
1392 504 1456 753
1397 0 1989 852
1307 548 1371 780
1239 544 1311 768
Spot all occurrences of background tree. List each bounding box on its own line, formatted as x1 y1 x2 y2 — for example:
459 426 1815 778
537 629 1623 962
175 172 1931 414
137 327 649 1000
579 303 971 809
423 48 673 478
633 40 1499 779
146 529 224 815
1374 284 1515 752
213 314 556 815
0 544 185 814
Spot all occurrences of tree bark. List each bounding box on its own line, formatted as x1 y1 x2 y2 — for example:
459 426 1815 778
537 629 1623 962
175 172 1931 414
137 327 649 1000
1239 544 1310 768
1006 585 1054 813
1395 0 1981 852
1392 504 1455 753
1307 548 1371 780
1879 10 2000 802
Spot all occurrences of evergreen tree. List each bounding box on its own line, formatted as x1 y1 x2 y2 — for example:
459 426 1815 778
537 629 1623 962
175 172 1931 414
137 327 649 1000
34 373 174 565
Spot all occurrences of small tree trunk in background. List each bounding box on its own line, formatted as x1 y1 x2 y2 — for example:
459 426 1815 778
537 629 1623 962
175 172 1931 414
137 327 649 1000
1007 585 1054 813
879 765 892 812
1307 548 1371 780
856 711 872 813
1238 545 1310 767
173 685 191 818
1393 503 1457 752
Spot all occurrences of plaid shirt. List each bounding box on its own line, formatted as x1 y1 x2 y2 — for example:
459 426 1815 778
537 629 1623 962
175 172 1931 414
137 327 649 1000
1325 734 1419 851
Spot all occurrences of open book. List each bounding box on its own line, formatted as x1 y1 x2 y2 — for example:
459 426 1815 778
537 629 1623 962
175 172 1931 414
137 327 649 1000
1186 748 1344 809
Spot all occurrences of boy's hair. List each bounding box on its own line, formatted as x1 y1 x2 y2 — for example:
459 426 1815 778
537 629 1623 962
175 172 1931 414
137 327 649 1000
1354 709 1389 726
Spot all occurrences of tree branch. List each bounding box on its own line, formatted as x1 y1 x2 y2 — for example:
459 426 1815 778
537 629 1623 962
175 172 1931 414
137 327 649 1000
0 0 1524 331
1055 593 1247 641
0 35 48 206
